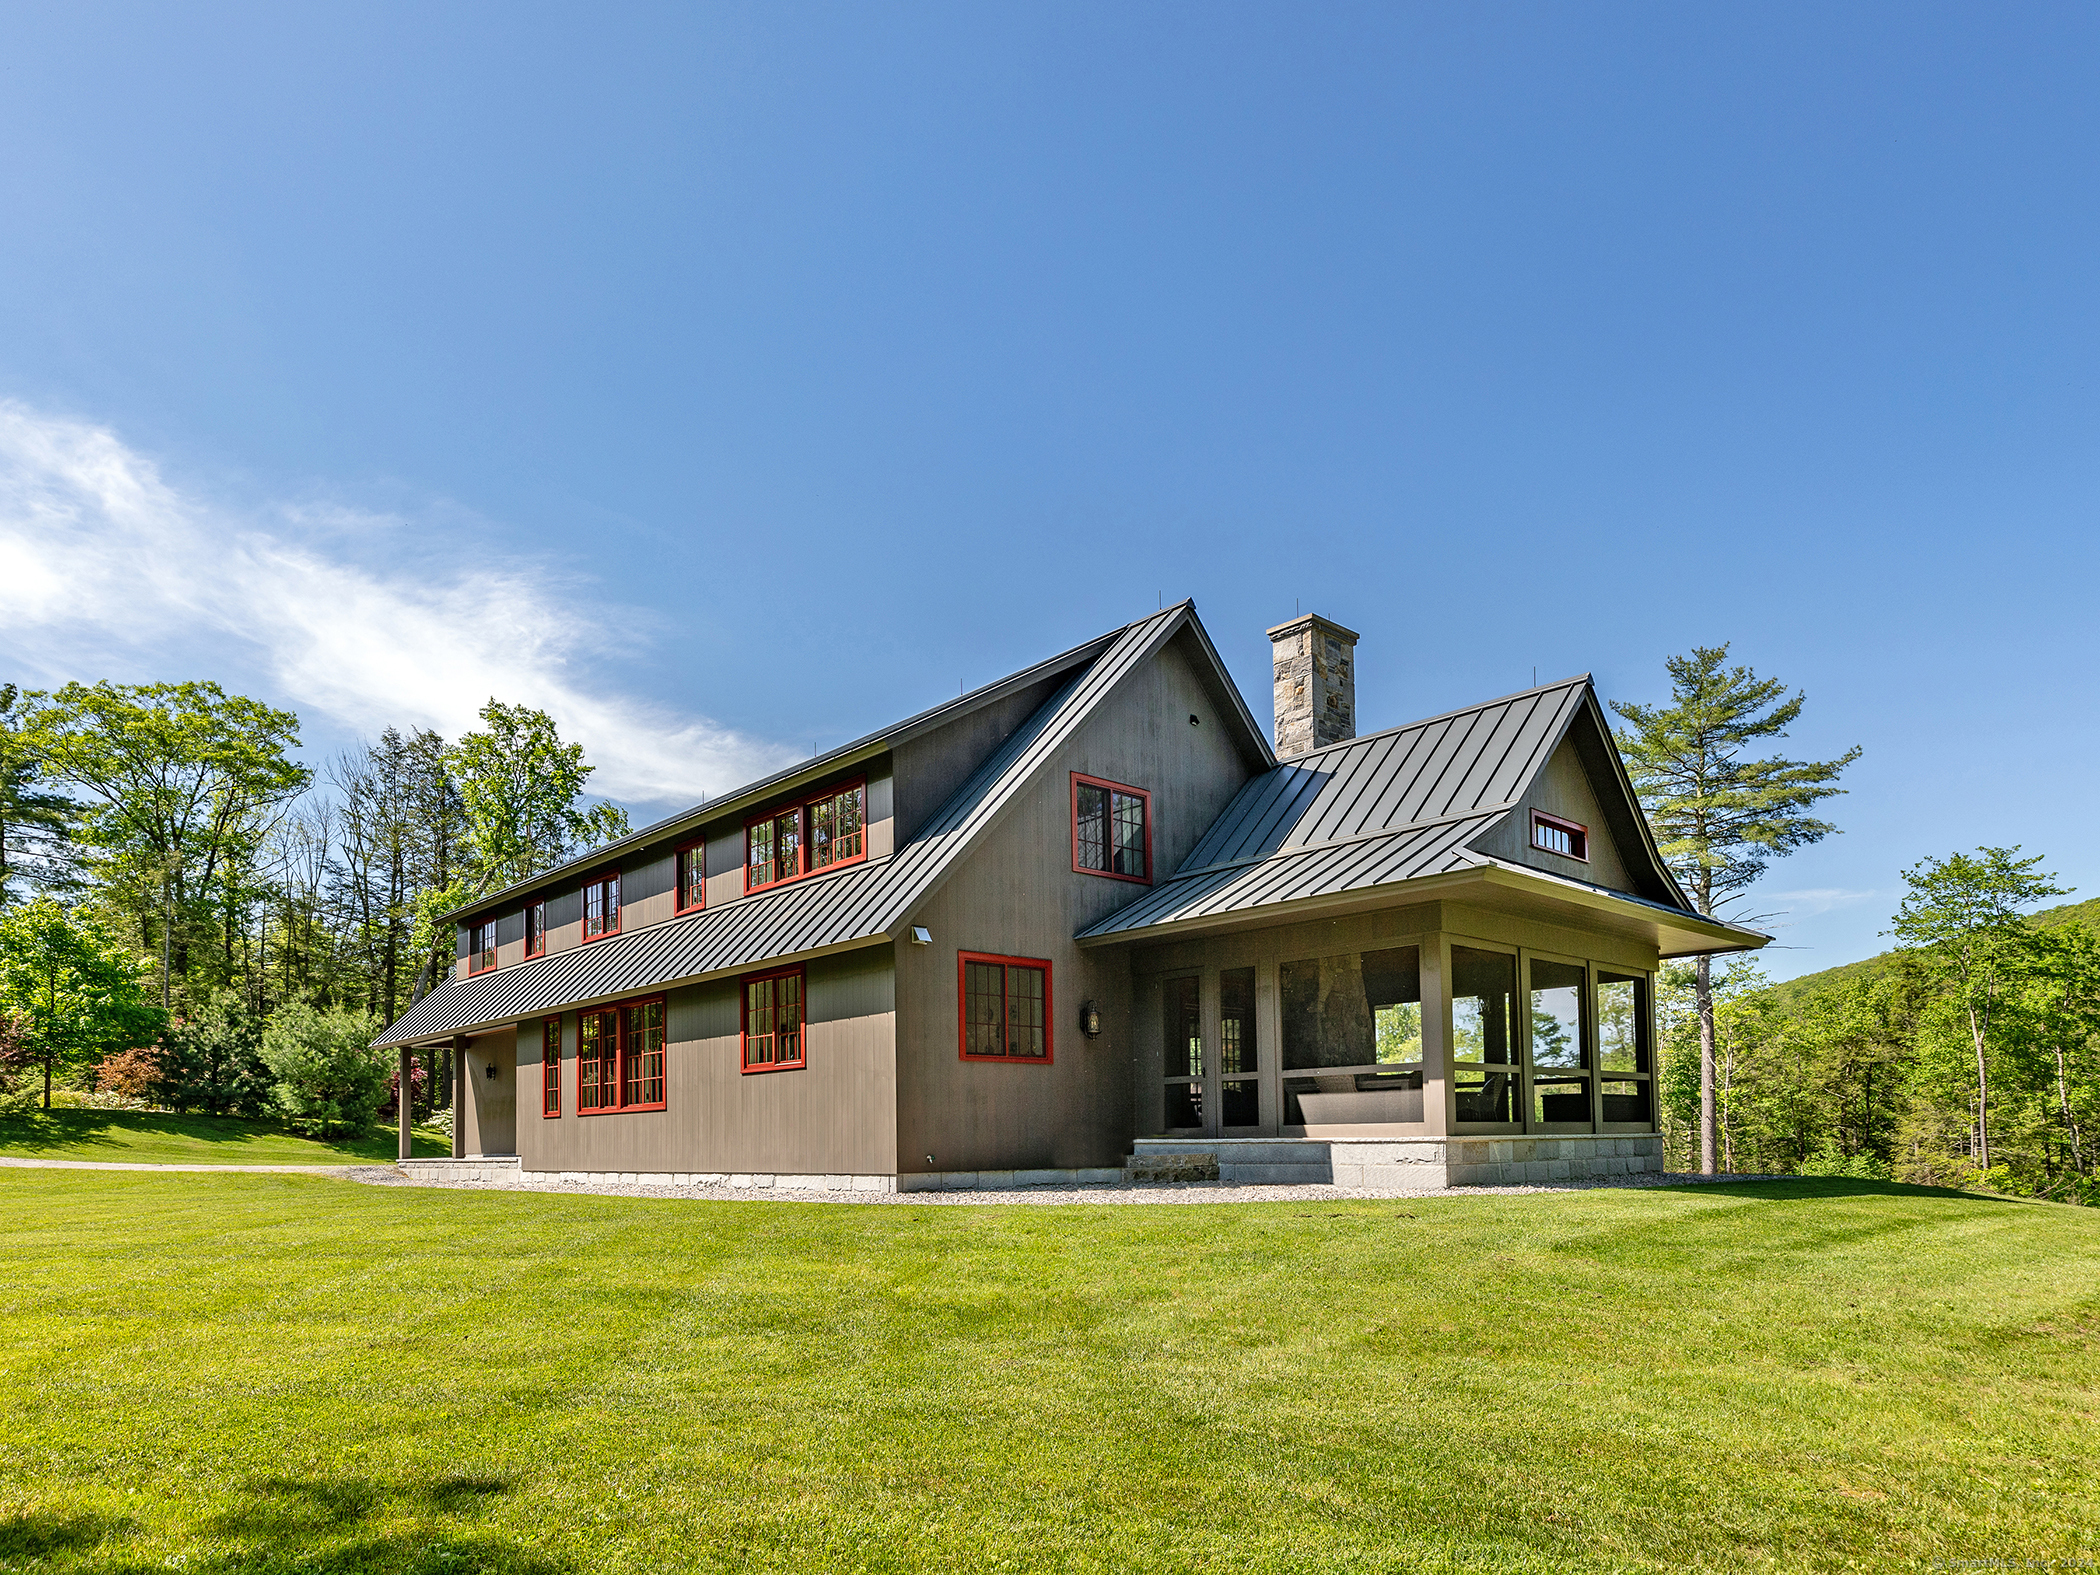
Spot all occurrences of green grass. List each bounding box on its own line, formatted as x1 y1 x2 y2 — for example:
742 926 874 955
0 1105 451 1165
0 1176 2095 1574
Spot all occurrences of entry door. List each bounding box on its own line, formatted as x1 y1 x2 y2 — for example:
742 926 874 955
1162 970 1264 1136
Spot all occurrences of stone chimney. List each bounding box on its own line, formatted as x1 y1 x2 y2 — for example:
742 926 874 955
1268 613 1359 758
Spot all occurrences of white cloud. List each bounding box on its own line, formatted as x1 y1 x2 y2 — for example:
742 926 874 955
0 400 796 808
1743 887 1881 924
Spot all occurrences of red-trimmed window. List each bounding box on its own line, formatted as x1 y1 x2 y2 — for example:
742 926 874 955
745 781 867 892
1531 811 1588 862
1072 774 1150 883
541 1017 562 1117
525 900 546 959
741 966 805 1072
467 919 497 975
582 871 622 940
959 952 1052 1063
676 841 706 915
577 995 666 1113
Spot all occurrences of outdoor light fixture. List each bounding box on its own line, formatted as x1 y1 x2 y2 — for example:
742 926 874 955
1189 713 1200 726
911 926 932 946
485 1062 498 1080
1079 1000 1102 1038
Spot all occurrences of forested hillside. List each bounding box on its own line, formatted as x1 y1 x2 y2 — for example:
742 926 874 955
1656 884 2098 1202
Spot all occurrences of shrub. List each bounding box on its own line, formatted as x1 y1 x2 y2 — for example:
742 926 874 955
260 1003 388 1138
156 996 276 1117
1797 1144 1892 1181
93 1044 165 1101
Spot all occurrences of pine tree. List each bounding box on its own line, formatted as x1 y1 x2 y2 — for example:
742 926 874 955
1611 646 1860 1174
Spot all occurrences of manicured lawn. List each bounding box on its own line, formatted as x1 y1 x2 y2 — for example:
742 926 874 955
0 1105 451 1164
0 1176 2094 1573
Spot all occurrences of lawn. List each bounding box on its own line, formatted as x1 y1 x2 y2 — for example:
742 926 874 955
0 1105 451 1165
0 1175 2093 1574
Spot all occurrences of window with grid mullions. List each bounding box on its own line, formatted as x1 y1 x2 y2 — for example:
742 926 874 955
960 953 1051 1062
542 1017 562 1117
1072 774 1149 883
577 996 665 1112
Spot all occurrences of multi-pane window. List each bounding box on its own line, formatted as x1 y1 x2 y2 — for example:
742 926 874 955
746 782 867 891
1072 774 1150 882
622 999 666 1106
676 843 706 914
577 996 666 1112
742 968 805 1071
960 954 1050 1062
1531 811 1588 861
467 919 497 975
524 900 546 959
582 872 621 940
542 1017 562 1117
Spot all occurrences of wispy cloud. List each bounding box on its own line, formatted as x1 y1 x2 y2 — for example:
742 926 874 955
0 401 796 808
1747 887 1881 923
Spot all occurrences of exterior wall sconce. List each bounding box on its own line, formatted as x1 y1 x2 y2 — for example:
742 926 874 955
484 1062 498 1079
910 926 932 946
1079 1000 1102 1038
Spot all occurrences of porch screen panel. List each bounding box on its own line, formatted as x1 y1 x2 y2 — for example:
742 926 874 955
1163 974 1202 1129
623 999 665 1106
1597 971 1653 1124
1220 967 1259 1127
1280 947 1421 1069
1451 947 1518 1123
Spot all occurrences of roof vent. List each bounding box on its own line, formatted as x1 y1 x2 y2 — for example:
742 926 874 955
1267 613 1358 758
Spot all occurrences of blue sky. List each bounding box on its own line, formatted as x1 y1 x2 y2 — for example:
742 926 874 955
3 2 2097 978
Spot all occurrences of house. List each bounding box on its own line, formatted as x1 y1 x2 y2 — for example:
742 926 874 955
374 604 1765 1191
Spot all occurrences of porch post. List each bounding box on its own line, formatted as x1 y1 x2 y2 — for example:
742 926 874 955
397 1046 413 1162
1419 932 1451 1137
450 1035 467 1158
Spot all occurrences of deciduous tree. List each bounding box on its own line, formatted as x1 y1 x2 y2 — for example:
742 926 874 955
0 897 166 1109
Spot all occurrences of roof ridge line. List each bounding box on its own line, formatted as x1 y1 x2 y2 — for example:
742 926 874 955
1277 674 1592 765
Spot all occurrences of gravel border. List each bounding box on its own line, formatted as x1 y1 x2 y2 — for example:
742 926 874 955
339 1167 1793 1204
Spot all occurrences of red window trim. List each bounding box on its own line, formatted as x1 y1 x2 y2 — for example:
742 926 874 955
956 951 1055 1065
674 837 708 916
465 918 499 976
541 1016 562 1118
743 778 870 895
575 993 668 1114
581 869 623 943
738 963 808 1074
1070 773 1153 885
1530 810 1590 863
524 899 547 960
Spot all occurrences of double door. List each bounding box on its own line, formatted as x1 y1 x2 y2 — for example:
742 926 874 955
1161 967 1267 1135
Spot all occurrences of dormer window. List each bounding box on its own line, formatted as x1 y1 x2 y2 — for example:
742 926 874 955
1531 811 1588 862
676 841 706 914
745 781 868 892
467 919 497 975
524 900 546 959
582 871 621 940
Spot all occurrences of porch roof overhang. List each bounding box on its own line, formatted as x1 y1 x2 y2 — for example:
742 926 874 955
1076 857 1768 960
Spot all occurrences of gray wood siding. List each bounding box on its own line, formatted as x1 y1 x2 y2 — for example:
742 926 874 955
891 673 1071 843
516 946 897 1175
1471 737 1639 893
458 1026 519 1156
890 634 1259 1173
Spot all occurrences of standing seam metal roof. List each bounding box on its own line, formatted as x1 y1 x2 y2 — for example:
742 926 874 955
375 603 1200 1046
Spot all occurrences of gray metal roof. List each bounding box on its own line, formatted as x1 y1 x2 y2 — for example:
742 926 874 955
377 602 1212 1046
1076 675 1703 943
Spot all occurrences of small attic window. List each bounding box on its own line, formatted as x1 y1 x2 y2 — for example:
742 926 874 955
1531 811 1588 862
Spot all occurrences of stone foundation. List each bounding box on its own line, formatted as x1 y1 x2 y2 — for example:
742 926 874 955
395 1159 1129 1194
1128 1134 1664 1191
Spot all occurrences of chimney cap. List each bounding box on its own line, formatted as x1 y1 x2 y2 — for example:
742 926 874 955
1266 612 1360 643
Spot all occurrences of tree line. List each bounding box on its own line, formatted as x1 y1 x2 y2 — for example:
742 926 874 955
0 681 628 1132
